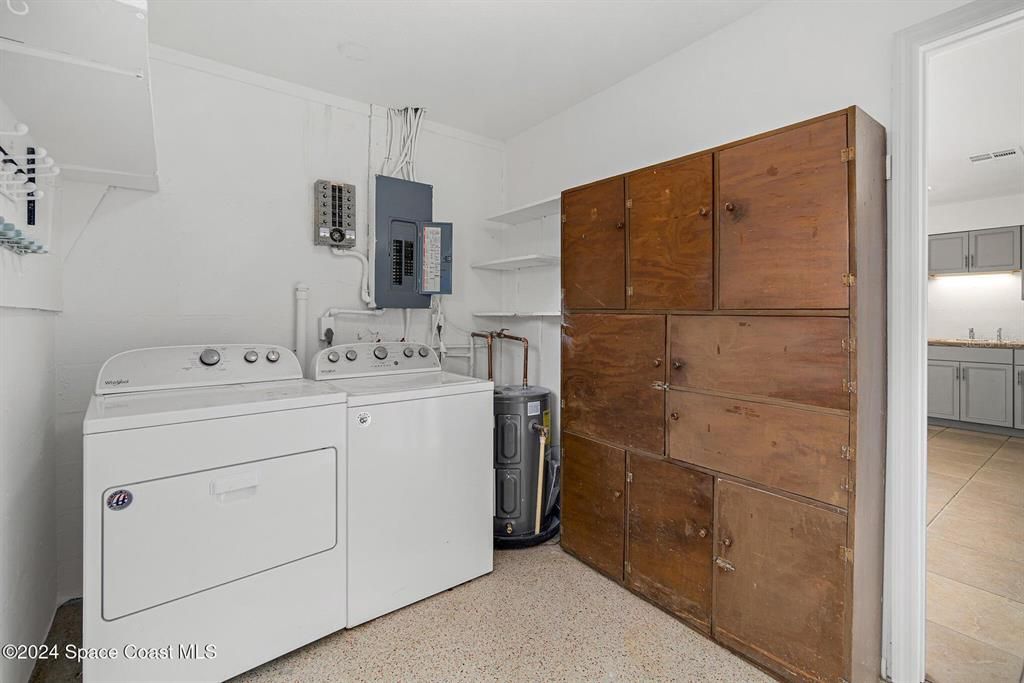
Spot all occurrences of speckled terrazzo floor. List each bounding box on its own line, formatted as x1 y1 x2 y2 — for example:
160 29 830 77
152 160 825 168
32 542 771 682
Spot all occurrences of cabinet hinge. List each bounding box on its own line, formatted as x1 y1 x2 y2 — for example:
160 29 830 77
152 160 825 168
651 381 669 392
625 560 631 574
840 477 855 494
626 286 634 297
714 556 736 572
885 154 892 180
561 213 566 223
839 546 853 563
560 399 566 409
840 444 855 461
841 272 856 287
626 198 633 209
841 147 856 163
841 337 857 353
626 471 633 483
842 379 857 394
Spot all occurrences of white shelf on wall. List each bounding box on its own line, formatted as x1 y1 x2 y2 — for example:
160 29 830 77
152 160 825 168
472 311 561 319
471 254 560 271
487 196 560 225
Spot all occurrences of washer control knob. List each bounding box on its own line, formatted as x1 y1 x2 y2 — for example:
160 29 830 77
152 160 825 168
373 346 388 360
327 351 340 363
418 347 430 358
266 349 280 363
243 350 259 363
345 349 358 361
199 348 221 367
403 347 415 358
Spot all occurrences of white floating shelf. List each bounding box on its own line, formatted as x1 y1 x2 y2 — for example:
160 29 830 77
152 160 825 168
487 196 560 225
472 311 562 319
471 254 560 271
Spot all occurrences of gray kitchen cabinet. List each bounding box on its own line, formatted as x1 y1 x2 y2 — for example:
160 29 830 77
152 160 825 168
928 360 960 420
929 232 968 275
1015 367 1024 430
969 226 1021 273
960 362 1014 427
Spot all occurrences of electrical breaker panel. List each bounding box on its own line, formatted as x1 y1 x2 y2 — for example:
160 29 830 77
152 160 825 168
374 175 454 308
314 179 356 249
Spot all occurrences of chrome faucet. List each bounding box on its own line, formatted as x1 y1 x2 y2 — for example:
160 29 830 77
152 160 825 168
969 327 975 340
997 327 1003 342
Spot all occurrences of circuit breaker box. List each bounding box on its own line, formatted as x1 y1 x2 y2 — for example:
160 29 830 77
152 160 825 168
374 175 453 308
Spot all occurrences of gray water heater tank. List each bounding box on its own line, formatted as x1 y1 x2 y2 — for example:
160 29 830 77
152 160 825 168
493 385 558 544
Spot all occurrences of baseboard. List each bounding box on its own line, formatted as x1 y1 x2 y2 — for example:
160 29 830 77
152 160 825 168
928 418 1024 438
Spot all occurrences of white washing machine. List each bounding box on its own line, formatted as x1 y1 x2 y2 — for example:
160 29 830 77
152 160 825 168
311 341 493 627
83 345 348 682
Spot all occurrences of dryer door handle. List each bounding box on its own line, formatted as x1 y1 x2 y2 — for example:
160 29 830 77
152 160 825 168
210 471 260 497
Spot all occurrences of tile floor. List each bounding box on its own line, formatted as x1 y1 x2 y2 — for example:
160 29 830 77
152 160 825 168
32 542 770 683
926 426 1024 683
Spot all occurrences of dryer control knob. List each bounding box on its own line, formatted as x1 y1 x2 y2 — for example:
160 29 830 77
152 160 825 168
327 351 341 363
266 349 280 363
244 350 259 363
373 346 388 360
403 347 414 358
345 349 358 361
418 347 430 358
199 348 221 367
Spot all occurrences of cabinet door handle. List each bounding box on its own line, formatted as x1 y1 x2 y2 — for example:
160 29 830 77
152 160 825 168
672 359 684 370
653 358 662 367
964 254 969 268
970 253 975 268
670 411 680 421
724 202 736 212
962 367 968 384
955 366 959 380
697 527 708 538
1018 369 1022 386
698 206 709 217
615 221 624 231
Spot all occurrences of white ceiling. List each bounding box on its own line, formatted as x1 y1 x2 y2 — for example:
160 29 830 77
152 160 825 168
927 21 1024 206
146 0 765 140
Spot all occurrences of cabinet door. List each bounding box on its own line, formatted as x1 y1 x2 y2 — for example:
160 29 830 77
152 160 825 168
562 178 626 309
960 362 1014 427
927 360 960 420
669 315 850 410
562 313 666 453
718 115 850 310
561 432 625 580
627 454 713 628
669 391 850 507
969 226 1021 272
627 155 713 310
1015 367 1024 430
715 480 847 682
928 232 969 275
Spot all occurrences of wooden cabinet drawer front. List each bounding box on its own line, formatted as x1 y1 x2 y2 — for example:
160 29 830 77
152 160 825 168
669 392 849 507
627 454 713 628
715 480 847 682
627 155 713 310
561 433 625 580
718 115 850 310
562 177 626 310
563 313 666 454
669 315 850 410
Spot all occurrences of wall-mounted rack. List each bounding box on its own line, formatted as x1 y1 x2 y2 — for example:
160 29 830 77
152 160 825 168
486 196 560 225
471 254 560 271
472 311 561 319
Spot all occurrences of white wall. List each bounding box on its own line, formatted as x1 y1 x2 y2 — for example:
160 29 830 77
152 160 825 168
927 192 1024 340
504 0 968 206
0 101 59 683
53 47 506 600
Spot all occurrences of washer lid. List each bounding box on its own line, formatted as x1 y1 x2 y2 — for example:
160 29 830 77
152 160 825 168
84 379 347 434
322 371 492 405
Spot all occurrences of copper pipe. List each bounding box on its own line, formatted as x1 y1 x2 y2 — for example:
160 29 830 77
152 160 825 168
470 331 493 381
493 329 529 388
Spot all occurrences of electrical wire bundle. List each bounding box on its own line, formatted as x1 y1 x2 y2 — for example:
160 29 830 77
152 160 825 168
379 106 425 181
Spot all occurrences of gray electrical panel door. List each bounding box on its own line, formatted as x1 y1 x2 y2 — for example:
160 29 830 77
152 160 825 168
928 232 968 275
374 175 433 309
927 360 959 420
969 226 1021 272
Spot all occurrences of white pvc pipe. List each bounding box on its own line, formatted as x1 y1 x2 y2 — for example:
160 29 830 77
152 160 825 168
331 248 373 305
294 283 310 369
324 307 384 317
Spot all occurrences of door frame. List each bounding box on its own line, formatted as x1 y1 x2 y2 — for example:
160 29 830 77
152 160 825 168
885 2 1024 681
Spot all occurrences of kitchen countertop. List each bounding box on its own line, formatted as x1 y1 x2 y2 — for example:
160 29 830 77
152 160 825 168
929 338 1024 349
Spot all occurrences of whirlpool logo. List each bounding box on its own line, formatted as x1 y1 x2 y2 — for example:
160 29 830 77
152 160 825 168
103 378 130 386
106 489 133 511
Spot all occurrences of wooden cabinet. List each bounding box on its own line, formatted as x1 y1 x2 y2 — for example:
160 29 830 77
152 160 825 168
562 177 626 309
561 433 625 580
927 360 960 420
960 362 1014 427
970 226 1021 272
928 232 968 275
562 313 666 454
626 454 713 629
718 115 850 310
627 155 713 310
669 391 850 508
669 315 850 410
561 109 885 682
714 480 847 683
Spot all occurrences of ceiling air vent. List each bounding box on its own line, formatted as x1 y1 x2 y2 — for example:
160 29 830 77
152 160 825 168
969 147 1020 163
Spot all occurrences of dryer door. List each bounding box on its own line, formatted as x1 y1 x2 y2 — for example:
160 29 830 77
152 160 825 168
102 447 337 620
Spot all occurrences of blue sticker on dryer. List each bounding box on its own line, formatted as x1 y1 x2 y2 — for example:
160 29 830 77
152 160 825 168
106 489 133 511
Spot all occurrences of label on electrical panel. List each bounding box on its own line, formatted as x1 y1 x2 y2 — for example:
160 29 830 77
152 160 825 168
420 225 443 293
527 401 541 416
